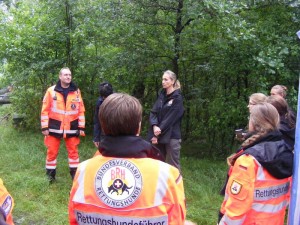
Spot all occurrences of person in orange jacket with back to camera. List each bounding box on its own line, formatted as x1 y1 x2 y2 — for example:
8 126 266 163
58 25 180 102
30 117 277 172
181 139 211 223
218 102 293 225
41 67 85 183
69 93 186 225
0 178 14 225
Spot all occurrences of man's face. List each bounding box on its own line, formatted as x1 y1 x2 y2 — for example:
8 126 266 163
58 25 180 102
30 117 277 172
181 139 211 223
59 69 72 87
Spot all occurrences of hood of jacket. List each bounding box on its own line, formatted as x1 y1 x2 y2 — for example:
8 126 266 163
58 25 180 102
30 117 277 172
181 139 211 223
243 130 293 179
279 116 295 148
99 135 164 161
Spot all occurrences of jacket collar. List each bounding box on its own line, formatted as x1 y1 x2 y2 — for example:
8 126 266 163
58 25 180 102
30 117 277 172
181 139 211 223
243 130 283 150
54 80 78 93
161 88 181 97
99 135 160 159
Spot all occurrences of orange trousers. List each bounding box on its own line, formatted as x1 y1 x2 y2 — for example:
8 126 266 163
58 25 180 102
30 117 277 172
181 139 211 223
44 135 80 169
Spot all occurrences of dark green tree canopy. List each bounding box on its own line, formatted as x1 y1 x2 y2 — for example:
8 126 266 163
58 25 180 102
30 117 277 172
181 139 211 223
0 0 299 157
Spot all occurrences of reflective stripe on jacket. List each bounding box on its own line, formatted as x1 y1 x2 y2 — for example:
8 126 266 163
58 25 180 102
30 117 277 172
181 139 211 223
41 85 85 138
0 178 14 225
69 156 186 225
220 154 290 225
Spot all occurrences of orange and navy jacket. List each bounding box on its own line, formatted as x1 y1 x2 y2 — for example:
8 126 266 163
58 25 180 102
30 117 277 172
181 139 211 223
0 178 14 225
41 81 85 139
69 136 185 225
219 130 293 225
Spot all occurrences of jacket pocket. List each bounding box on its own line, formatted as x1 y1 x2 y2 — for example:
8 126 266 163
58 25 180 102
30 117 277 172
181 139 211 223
49 118 61 130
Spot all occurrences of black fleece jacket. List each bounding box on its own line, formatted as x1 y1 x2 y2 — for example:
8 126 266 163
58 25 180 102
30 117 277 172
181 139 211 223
147 89 184 144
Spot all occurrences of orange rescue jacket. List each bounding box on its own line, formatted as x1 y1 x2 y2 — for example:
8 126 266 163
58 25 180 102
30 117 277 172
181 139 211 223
41 82 85 138
69 156 186 225
220 154 290 225
0 178 14 225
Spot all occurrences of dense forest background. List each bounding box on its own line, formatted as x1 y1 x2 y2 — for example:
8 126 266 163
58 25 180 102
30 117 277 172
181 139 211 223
0 0 299 157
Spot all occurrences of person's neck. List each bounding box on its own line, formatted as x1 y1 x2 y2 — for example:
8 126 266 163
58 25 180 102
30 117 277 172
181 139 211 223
166 87 175 95
61 82 70 89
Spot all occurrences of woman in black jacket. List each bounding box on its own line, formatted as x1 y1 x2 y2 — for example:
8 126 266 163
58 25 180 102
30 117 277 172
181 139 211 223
147 70 184 170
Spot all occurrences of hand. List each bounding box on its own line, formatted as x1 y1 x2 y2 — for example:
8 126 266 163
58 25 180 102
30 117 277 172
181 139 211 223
151 136 158 144
42 130 49 136
227 153 235 166
153 125 161 136
93 141 100 148
79 130 85 136
235 134 245 142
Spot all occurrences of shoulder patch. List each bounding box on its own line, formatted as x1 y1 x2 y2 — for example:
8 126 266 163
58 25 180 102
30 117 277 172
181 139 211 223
230 180 243 195
1 195 13 216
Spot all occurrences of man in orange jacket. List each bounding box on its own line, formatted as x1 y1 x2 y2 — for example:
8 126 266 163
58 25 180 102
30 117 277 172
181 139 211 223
69 93 186 225
0 178 14 225
41 67 85 183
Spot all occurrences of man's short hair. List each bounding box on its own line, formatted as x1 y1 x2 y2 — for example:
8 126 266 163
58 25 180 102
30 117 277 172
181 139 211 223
59 67 71 75
99 82 113 98
99 93 142 136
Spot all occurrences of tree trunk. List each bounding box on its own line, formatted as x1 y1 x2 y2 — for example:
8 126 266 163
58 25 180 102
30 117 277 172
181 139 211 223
172 0 184 77
65 0 72 67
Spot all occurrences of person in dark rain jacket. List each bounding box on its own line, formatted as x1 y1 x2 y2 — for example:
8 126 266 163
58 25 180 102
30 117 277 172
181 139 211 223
93 82 113 148
266 95 295 149
147 70 184 170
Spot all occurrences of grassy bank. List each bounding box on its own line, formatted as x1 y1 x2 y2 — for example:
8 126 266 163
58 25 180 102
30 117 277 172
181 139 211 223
0 123 227 225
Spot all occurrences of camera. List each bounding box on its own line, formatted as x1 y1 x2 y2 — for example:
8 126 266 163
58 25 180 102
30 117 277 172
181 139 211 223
235 129 244 139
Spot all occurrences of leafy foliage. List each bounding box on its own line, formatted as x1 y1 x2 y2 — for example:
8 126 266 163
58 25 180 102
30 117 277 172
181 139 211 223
0 0 299 157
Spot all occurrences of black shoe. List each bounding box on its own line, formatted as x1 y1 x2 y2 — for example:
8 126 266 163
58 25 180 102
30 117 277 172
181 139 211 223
48 175 56 184
69 168 77 181
46 169 56 184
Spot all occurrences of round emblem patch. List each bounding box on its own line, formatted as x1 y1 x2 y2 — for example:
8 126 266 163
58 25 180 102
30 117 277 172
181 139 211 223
95 159 143 208
71 103 77 110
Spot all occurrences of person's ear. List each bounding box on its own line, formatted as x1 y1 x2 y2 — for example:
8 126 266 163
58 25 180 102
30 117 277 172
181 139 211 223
136 121 141 136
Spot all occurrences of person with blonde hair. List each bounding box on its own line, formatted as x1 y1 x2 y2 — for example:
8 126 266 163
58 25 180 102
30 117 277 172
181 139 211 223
147 70 184 170
270 85 288 98
219 103 293 225
235 93 267 142
247 93 267 112
69 93 186 225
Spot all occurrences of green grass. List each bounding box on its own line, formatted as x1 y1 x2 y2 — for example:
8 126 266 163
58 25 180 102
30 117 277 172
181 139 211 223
0 122 227 225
